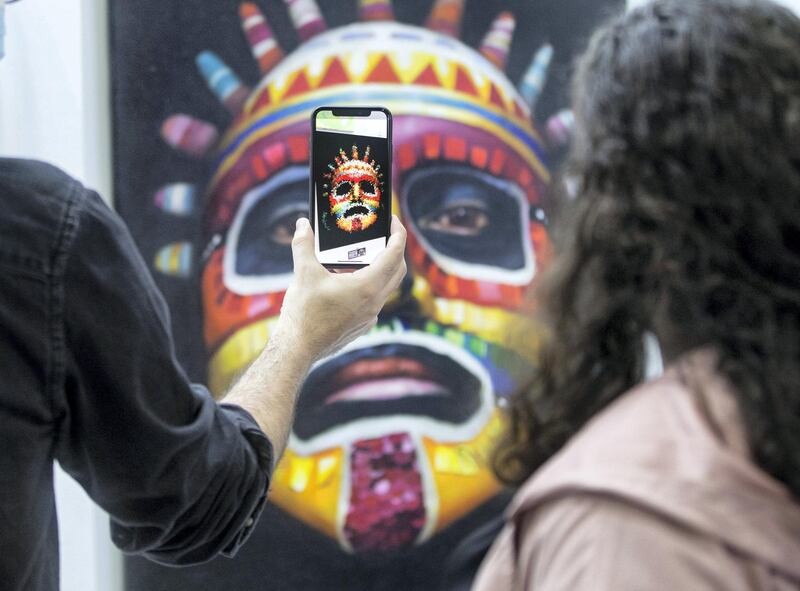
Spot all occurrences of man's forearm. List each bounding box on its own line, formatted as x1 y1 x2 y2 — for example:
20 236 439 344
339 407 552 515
218 216 406 464
221 318 314 465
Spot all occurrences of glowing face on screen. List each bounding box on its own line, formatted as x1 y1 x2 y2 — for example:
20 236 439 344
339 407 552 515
324 145 382 233
157 0 560 556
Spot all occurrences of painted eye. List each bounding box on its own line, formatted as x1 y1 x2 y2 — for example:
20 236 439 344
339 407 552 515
359 180 376 194
419 204 489 236
403 165 535 275
227 166 309 281
268 207 308 245
335 182 352 197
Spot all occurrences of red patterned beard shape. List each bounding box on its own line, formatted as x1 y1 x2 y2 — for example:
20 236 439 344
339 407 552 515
344 432 426 552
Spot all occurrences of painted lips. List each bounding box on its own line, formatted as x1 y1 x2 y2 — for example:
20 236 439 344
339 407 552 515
325 356 445 403
342 204 371 218
293 343 482 440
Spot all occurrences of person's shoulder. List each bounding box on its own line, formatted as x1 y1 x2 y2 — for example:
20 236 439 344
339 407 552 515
505 352 800 582
505 369 713 520
0 158 90 222
503 492 762 591
539 372 694 472
0 158 91 272
0 158 81 198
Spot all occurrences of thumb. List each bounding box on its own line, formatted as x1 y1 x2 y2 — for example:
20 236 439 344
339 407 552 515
291 217 317 275
371 215 407 268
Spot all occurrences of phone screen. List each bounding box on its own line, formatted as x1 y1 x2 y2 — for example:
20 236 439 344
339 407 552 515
311 108 391 267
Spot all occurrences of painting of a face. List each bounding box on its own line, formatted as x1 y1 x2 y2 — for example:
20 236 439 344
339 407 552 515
325 145 381 233
113 0 624 587
116 0 624 575
194 11 551 553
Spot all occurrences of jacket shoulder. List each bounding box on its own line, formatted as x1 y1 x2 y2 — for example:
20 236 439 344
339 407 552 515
0 158 78 195
506 360 800 582
0 159 86 273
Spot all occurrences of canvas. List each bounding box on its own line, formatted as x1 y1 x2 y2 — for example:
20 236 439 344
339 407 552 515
110 0 622 589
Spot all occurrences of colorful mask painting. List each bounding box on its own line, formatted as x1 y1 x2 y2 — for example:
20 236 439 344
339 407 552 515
196 1 550 554
113 0 620 588
324 145 382 233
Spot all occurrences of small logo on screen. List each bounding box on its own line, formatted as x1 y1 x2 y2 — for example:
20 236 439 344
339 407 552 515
348 247 367 260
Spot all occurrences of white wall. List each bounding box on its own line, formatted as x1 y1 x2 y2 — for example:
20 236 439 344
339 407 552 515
0 2 120 591
767 0 800 11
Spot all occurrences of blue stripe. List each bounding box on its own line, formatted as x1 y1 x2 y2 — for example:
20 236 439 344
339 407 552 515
213 73 239 100
390 32 422 41
180 244 193 275
341 32 374 41
216 91 548 169
435 38 457 49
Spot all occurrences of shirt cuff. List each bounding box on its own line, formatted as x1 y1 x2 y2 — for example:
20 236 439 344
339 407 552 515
218 403 274 556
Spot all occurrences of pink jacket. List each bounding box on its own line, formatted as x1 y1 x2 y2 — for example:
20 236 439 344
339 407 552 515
473 351 800 590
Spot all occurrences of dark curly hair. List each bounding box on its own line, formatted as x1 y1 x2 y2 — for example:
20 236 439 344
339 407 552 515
494 0 800 497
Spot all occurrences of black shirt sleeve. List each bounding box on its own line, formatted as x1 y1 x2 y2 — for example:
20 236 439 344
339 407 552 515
54 188 273 565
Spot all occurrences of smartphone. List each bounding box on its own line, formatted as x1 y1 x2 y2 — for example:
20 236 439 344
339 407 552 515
310 107 392 269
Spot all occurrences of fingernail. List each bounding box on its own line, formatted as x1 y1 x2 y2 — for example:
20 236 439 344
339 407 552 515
295 218 309 232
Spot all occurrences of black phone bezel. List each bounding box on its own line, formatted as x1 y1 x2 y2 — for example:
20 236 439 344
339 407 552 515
309 106 393 270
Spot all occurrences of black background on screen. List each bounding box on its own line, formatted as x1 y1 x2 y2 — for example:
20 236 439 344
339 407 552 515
312 127 390 253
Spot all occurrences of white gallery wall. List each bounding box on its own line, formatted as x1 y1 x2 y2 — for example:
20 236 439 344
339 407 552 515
0 1 798 591
0 2 120 591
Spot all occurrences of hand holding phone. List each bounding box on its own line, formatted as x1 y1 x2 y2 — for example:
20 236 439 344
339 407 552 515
281 215 407 361
310 107 392 270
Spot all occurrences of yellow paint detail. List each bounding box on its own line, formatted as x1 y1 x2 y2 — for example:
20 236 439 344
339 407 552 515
424 410 507 531
316 453 339 488
288 456 314 493
432 298 542 364
207 317 278 396
167 245 180 271
433 445 480 476
242 49 526 124
306 56 335 88
410 275 437 317
270 448 344 540
432 55 456 88
395 51 437 85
